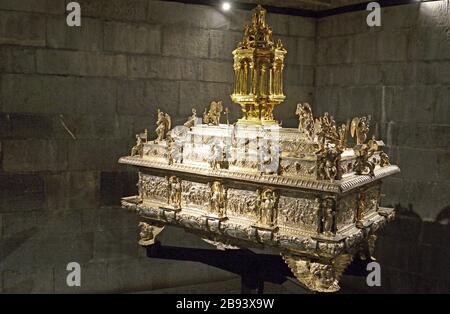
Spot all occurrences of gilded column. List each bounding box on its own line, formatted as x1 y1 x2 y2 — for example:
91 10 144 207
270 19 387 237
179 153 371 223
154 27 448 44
279 64 284 95
234 67 239 94
248 62 254 95
269 66 273 95
243 62 248 94
234 61 241 94
239 63 245 94
273 66 279 95
260 64 266 96
252 63 258 96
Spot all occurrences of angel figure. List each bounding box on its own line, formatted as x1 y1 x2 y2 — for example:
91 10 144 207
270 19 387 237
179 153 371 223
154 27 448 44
316 112 340 150
155 109 171 142
296 103 315 138
350 116 370 145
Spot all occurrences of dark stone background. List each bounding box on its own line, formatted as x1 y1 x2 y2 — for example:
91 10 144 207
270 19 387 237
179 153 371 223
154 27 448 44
0 0 448 293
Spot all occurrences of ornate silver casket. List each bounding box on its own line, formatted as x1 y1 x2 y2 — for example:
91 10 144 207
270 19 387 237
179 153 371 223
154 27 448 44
119 5 400 293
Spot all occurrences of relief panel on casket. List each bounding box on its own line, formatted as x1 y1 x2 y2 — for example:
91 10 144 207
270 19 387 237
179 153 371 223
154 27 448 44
226 188 259 219
143 142 168 162
279 158 316 179
364 185 381 215
277 196 321 233
138 173 168 203
181 180 210 209
335 194 357 230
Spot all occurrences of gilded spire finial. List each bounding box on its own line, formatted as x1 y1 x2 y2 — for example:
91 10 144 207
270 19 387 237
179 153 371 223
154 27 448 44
231 5 286 125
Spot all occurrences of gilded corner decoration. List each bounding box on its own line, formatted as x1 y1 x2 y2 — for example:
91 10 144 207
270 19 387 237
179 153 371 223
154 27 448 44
119 5 400 293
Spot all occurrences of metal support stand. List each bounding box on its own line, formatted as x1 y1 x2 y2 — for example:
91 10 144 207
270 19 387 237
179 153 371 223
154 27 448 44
146 241 369 294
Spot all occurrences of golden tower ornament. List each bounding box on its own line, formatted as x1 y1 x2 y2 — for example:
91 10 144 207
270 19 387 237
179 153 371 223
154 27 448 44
231 5 287 125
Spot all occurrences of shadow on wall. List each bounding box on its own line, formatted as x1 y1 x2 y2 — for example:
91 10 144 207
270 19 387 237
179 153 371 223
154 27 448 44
436 205 450 225
346 203 450 293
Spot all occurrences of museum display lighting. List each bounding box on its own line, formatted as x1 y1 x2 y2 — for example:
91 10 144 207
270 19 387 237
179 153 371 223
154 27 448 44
222 1 231 11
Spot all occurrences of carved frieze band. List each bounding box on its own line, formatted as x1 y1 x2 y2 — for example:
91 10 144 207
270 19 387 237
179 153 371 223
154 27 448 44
136 172 384 236
121 156 399 194
123 196 393 260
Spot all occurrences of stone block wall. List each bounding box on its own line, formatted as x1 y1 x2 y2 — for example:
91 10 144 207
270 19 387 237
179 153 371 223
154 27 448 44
0 0 316 292
315 1 449 292
0 0 448 294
